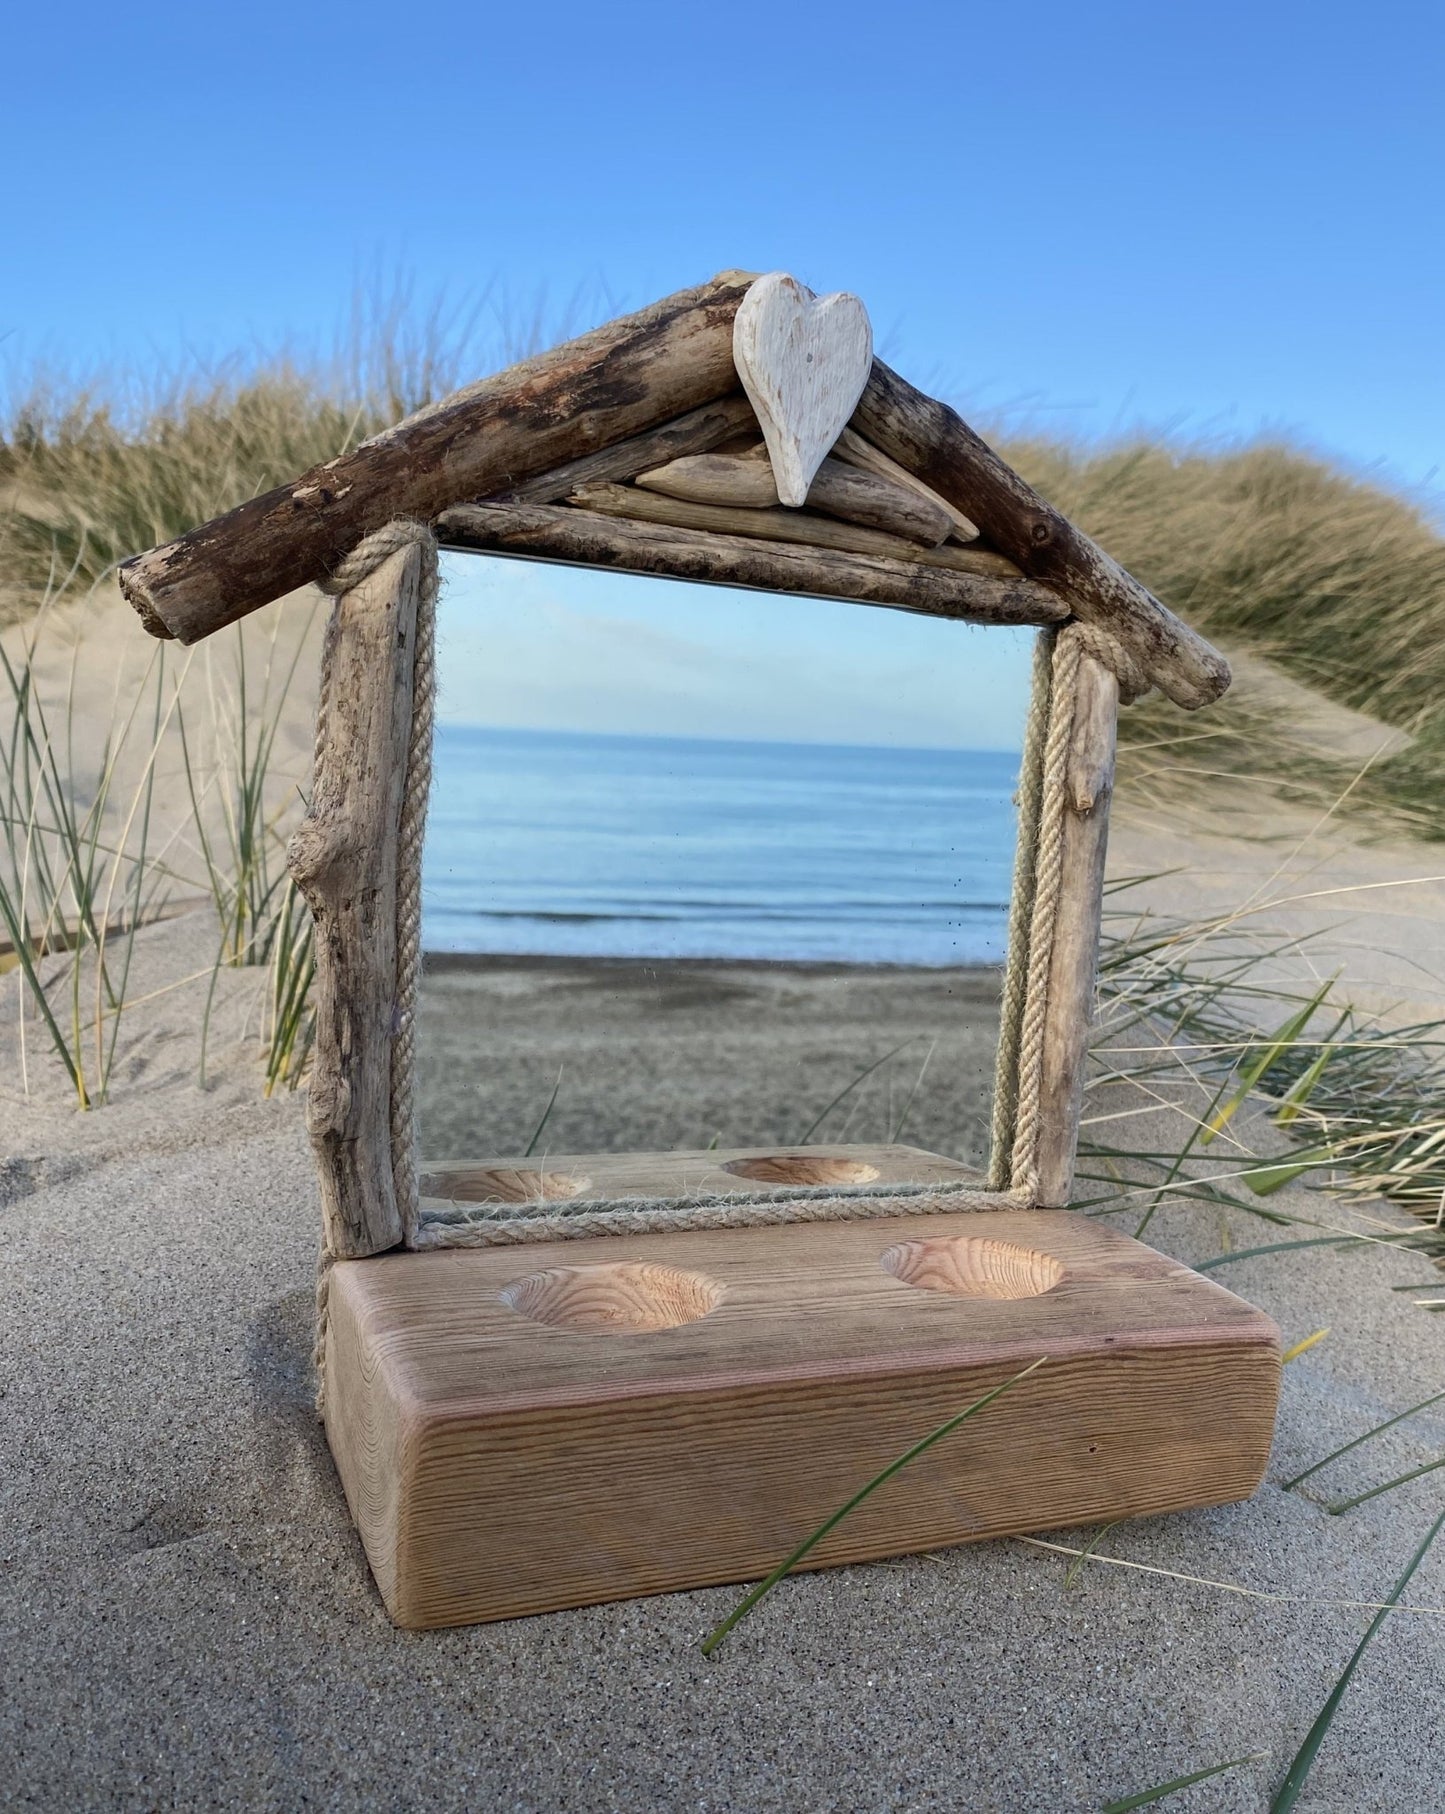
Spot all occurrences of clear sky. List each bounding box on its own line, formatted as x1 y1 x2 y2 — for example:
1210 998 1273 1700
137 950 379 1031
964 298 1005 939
5 0 1441 745
436 555 1035 750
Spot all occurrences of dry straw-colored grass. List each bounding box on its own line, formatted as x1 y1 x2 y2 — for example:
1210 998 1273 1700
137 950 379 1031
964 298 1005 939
5 320 1441 829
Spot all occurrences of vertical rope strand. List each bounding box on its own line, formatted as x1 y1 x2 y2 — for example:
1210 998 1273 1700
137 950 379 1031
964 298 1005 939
987 628 1055 1190
390 538 439 1246
1007 627 1084 1199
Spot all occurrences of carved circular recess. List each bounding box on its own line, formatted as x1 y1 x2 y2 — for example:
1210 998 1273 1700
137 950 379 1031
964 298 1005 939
500 1262 724 1335
880 1235 1065 1301
722 1154 881 1187
419 1166 591 1204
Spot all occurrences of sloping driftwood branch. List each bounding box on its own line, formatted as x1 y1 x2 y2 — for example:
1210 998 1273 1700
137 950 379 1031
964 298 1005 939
855 364 1229 708
436 502 1066 627
119 272 760 644
115 271 1228 708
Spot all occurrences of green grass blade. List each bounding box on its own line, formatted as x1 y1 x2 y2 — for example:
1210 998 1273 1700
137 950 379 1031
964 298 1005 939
1195 1235 1360 1271
1326 1454 1445 1515
1102 1751 1263 1812
1283 1385 1445 1490
1063 1519 1120 1591
523 1067 564 1156
700 1356 1048 1657
1201 982 1333 1145
1270 1508 1445 1811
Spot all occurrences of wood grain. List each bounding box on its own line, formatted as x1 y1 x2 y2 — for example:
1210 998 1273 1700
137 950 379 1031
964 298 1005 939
1034 652 1119 1206
119 271 759 644
492 395 759 505
565 482 1014 576
635 451 953 546
287 544 421 1257
852 362 1231 707
733 273 874 505
323 1206 1281 1628
833 426 980 542
436 501 1063 626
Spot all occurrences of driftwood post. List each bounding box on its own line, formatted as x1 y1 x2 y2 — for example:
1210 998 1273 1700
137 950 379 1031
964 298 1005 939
1033 651 1119 1206
288 543 425 1257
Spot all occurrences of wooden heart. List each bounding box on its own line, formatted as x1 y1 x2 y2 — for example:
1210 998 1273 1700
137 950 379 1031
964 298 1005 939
733 273 873 507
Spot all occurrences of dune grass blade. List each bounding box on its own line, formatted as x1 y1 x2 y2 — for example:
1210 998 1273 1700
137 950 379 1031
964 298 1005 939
797 1039 916 1145
1101 1751 1264 1812
1063 1519 1119 1590
1326 1455 1445 1515
1201 981 1334 1144
1270 1508 1445 1811
889 1037 937 1143
264 877 316 1095
1194 1235 1360 1272
524 1067 564 1156
1283 1386 1445 1490
700 1356 1048 1658
1281 1327 1329 1364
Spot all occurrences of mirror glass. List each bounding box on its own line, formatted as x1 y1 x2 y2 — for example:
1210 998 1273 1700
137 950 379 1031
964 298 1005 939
416 551 1035 1194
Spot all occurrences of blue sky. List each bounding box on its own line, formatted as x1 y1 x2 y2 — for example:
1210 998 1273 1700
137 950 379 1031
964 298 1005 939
436 556 1035 749
5 0 1441 745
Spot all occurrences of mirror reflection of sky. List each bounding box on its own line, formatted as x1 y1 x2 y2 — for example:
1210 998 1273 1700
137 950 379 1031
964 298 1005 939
436 553 1033 753
422 555 1031 961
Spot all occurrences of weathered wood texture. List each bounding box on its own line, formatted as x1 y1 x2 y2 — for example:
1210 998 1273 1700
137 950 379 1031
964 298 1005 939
493 395 759 504
436 501 1064 626
853 364 1230 707
323 1206 1281 1627
733 273 874 505
1034 653 1119 1207
833 426 979 542
566 482 1018 576
635 451 952 546
287 544 422 1258
119 271 759 644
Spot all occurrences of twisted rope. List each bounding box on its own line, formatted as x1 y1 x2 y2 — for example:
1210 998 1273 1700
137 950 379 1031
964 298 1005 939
1069 620 1150 704
413 1182 1018 1248
1007 625 1085 1198
986 628 1054 1190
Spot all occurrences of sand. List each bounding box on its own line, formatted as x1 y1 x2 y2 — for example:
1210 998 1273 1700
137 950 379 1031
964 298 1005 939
4 593 1444 1808
4 900 1444 1812
417 955 1002 1167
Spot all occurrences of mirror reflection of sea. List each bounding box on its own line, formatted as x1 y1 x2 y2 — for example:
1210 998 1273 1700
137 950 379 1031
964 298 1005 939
423 726 1020 967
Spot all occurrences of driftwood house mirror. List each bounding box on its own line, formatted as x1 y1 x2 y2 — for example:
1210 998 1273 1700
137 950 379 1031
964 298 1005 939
120 271 1282 1632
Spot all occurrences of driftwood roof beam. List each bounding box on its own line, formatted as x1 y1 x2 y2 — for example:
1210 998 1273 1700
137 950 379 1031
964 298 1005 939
566 481 1023 577
492 395 760 505
634 452 954 548
436 502 1067 628
854 363 1230 708
119 271 761 645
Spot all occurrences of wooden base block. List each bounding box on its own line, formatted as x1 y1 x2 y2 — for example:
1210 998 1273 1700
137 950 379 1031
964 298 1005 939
323 1208 1281 1630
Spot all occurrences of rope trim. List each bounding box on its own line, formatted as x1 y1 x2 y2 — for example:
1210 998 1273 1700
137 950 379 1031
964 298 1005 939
986 628 1053 1188
412 1184 1025 1248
